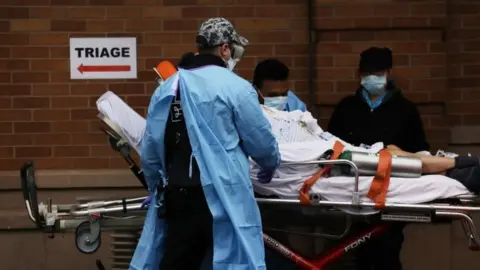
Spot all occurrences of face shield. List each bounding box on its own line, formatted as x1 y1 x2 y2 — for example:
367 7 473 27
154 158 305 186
153 61 177 86
227 43 245 71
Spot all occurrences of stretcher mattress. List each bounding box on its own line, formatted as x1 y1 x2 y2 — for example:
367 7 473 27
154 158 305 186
96 91 471 211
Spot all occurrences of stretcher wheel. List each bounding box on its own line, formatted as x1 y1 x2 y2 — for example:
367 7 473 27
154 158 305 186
20 162 42 228
75 221 102 254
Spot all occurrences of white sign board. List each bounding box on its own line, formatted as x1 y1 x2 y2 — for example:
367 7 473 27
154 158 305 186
69 37 137 80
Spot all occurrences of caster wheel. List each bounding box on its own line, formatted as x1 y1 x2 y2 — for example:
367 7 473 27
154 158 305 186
75 221 101 254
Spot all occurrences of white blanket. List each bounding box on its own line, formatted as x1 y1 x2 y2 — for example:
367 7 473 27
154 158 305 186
96 91 471 214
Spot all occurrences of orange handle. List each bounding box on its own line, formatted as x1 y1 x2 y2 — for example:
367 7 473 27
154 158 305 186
154 61 177 81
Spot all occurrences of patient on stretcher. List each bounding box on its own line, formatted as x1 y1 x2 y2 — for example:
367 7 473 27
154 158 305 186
96 91 476 212
249 106 476 206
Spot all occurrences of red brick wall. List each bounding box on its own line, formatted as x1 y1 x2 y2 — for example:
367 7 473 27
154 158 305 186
0 0 477 170
447 2 480 126
311 1 448 147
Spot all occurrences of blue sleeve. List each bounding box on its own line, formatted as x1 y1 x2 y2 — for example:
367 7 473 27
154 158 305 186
298 102 307 112
233 86 280 171
140 98 164 193
287 91 307 112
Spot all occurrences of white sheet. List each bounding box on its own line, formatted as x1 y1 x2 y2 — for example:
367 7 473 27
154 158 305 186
96 91 471 214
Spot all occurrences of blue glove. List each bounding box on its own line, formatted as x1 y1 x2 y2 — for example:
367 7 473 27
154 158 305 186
257 169 275 184
141 194 153 208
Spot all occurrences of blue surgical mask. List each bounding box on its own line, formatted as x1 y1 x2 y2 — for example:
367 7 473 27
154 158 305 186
264 96 288 111
361 75 387 95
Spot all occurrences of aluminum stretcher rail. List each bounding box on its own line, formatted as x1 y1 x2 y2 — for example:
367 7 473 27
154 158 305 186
20 161 147 254
19 112 480 269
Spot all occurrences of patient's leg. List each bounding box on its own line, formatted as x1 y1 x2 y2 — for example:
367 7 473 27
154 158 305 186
387 145 480 191
415 155 455 174
386 145 454 174
387 145 480 175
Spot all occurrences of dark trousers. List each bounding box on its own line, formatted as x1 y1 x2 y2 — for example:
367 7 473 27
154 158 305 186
447 164 480 193
354 222 405 270
159 186 213 270
255 193 298 270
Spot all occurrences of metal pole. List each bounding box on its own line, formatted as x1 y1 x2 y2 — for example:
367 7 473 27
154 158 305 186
307 0 318 118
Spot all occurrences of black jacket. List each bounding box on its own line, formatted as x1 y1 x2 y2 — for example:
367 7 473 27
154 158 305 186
164 54 227 187
327 81 430 153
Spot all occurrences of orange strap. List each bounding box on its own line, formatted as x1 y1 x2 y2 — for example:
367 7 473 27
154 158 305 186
366 149 393 209
299 141 345 205
154 61 177 81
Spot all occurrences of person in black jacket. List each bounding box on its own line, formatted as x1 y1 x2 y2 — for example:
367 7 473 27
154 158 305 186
327 47 429 270
328 47 429 154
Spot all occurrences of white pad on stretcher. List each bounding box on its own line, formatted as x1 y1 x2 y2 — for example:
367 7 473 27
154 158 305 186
97 91 146 153
96 91 470 214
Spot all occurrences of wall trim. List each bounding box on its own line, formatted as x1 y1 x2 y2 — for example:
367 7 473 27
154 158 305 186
0 169 143 190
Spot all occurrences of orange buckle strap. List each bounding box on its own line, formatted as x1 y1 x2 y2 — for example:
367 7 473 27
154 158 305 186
299 141 345 205
153 61 177 81
366 149 393 209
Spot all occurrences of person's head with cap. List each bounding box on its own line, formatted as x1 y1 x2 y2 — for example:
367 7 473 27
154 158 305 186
196 17 248 71
252 59 290 105
358 47 393 97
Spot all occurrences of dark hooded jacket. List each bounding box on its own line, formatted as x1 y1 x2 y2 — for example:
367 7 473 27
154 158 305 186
327 81 430 153
164 53 227 187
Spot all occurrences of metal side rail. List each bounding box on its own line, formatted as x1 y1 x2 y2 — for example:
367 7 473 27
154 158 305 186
20 161 147 254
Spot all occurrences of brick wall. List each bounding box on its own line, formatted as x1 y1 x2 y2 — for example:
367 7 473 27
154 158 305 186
0 0 478 171
311 0 449 149
447 2 480 126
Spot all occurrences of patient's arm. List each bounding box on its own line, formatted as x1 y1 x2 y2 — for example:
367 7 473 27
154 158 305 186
386 145 455 174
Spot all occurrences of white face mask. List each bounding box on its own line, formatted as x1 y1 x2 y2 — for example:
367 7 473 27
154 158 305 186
226 43 244 71
264 96 288 111
227 58 238 71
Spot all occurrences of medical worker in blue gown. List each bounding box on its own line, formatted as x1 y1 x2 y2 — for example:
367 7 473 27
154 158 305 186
253 59 307 112
130 17 281 270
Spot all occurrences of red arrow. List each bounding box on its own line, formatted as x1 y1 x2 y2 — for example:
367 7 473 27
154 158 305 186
77 64 131 74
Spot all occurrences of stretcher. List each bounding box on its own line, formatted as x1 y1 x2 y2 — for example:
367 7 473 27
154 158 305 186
20 91 480 270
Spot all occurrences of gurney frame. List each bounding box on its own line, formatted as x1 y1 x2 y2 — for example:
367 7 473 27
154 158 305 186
19 113 480 269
